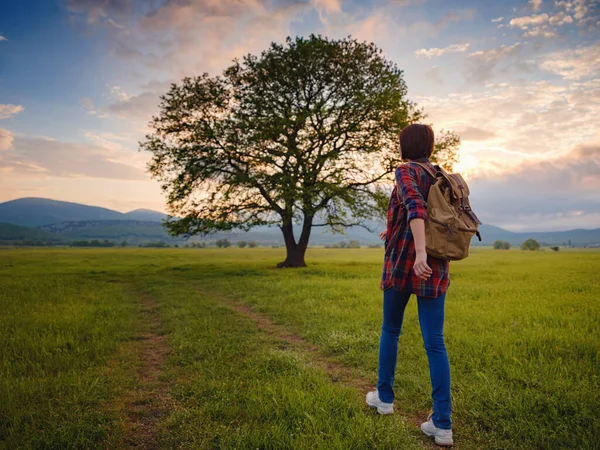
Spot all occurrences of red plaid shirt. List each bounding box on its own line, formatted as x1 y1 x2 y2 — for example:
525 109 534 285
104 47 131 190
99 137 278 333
380 159 450 298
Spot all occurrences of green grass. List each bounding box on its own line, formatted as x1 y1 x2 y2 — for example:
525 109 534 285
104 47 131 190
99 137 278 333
1 247 599 449
0 256 140 448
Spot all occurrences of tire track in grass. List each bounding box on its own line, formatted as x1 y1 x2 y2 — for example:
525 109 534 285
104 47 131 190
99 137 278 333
199 287 440 449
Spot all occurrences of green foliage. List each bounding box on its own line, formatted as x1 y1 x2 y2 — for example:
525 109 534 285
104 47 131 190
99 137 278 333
237 240 248 248
248 241 258 248
521 238 541 251
327 240 361 248
551 246 560 252
493 240 511 250
215 239 231 248
141 35 459 264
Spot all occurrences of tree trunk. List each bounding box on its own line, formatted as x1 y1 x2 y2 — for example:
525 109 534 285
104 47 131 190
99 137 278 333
277 218 312 268
276 246 307 268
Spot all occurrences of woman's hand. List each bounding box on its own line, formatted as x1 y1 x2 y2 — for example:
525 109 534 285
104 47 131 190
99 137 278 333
379 230 387 241
413 252 433 280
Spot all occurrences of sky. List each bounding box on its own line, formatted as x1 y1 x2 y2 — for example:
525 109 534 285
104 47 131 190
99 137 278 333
0 0 599 231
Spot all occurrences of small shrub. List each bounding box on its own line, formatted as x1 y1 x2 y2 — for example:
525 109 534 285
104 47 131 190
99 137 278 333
494 240 511 250
521 239 541 251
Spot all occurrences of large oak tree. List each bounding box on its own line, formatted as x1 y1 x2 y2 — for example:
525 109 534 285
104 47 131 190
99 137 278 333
141 35 459 267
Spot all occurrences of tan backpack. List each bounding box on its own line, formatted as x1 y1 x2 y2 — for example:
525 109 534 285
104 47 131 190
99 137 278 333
400 162 482 261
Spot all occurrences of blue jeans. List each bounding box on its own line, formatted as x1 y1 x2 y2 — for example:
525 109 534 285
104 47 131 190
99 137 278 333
376 288 452 430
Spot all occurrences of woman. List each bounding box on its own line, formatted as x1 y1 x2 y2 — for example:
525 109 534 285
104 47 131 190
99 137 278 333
366 124 453 447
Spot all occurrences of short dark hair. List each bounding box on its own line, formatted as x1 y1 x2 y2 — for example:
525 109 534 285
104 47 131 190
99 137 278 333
399 124 434 160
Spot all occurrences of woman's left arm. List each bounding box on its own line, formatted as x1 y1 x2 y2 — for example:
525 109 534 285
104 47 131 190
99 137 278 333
397 166 432 280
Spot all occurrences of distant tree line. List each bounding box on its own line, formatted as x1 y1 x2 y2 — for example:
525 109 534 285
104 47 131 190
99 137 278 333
214 239 259 248
185 242 207 248
139 241 170 248
325 240 362 249
236 241 258 248
71 240 116 247
11 240 60 247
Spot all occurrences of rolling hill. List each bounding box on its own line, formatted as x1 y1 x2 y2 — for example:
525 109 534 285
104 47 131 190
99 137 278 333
0 198 167 227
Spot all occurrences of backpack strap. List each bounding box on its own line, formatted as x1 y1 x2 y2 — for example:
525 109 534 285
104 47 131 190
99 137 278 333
407 161 463 202
407 161 438 179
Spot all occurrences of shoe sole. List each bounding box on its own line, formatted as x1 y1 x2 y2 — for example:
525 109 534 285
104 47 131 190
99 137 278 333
365 398 393 415
421 424 453 447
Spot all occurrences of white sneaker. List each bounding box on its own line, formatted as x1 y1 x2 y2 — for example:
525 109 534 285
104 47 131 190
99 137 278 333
421 413 453 446
365 390 394 415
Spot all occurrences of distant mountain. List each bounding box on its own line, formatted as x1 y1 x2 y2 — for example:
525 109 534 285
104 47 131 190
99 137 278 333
476 224 600 247
0 198 123 227
124 209 169 222
0 198 167 227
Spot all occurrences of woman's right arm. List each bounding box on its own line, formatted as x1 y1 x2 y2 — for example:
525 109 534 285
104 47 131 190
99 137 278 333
409 219 432 280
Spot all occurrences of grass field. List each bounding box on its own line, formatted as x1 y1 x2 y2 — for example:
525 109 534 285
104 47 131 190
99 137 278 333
1 247 599 449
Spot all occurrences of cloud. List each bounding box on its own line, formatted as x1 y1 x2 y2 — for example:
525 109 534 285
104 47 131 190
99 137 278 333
549 11 574 25
529 0 543 12
468 42 522 61
312 0 342 14
80 97 97 114
80 97 109 118
540 43 600 80
456 127 496 141
0 129 13 151
109 86 130 101
105 0 308 78
466 42 529 83
106 89 162 125
491 16 504 23
508 8 582 38
0 104 24 120
556 0 594 21
468 141 600 230
523 27 556 37
509 12 549 28
416 78 600 179
80 98 94 110
0 35 7 42
415 43 470 58
0 134 146 180
424 66 443 84
65 0 134 23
